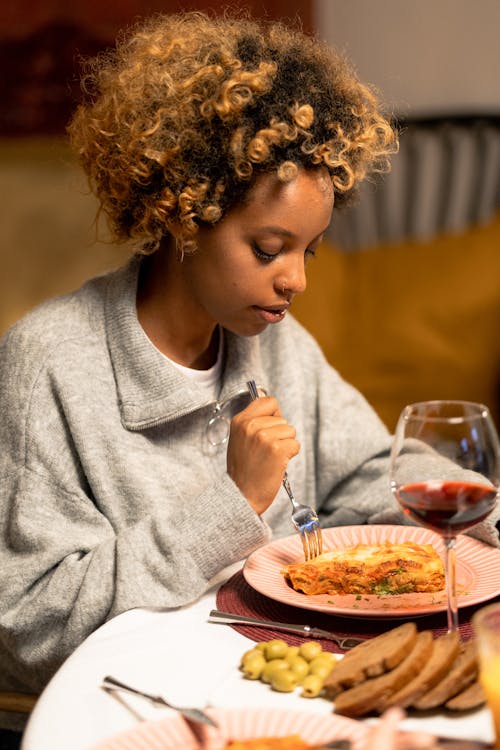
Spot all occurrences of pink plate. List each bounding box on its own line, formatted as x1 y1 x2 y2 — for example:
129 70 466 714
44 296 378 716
243 525 500 618
89 706 369 749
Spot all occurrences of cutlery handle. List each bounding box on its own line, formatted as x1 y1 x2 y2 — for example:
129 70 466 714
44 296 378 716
102 676 218 728
246 379 259 400
102 675 160 704
209 609 292 630
246 380 293 495
208 609 364 648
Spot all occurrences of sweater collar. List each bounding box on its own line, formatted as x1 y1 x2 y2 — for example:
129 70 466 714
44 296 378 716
104 257 268 430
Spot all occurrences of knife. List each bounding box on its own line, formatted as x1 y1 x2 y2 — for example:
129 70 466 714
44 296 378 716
208 609 364 650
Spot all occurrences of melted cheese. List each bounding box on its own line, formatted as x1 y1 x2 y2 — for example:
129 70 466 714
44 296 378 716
281 541 445 596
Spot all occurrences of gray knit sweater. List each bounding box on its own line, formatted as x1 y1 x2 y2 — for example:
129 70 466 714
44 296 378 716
1 258 498 727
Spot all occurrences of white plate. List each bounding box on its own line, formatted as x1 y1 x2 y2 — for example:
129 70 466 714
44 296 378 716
89 706 369 749
243 525 500 618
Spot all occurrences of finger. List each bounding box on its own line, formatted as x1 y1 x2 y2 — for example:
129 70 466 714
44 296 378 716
245 418 295 440
395 731 440 750
243 395 282 418
373 708 438 750
370 706 405 748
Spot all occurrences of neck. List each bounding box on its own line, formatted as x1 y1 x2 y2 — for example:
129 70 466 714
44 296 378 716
136 245 218 370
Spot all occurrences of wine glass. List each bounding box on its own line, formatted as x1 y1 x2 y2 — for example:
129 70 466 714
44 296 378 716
390 400 500 632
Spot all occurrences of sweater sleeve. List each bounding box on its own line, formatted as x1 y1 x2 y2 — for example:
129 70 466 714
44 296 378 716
0 328 269 691
1 465 268 690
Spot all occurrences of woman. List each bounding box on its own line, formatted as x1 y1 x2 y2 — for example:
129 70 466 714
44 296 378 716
1 11 497 739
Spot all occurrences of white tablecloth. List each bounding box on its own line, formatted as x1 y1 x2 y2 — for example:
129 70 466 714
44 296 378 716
21 564 496 750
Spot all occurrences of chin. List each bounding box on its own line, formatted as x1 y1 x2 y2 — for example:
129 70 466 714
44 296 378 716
223 319 269 338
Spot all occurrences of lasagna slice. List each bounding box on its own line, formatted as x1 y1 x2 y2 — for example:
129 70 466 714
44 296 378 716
281 541 445 596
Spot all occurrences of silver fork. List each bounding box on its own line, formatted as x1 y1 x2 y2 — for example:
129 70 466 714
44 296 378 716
246 380 323 561
101 675 218 727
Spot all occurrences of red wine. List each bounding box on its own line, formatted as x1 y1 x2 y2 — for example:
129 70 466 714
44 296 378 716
396 480 497 536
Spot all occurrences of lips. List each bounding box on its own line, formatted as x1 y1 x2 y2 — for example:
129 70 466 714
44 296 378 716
252 304 289 324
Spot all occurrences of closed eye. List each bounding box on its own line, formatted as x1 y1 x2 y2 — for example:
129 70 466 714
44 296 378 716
306 233 324 261
252 239 321 263
252 242 279 263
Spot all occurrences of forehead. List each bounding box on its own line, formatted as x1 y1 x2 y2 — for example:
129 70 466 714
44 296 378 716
235 168 334 227
247 168 333 207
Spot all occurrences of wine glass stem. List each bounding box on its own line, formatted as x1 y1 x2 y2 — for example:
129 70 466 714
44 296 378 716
444 536 458 632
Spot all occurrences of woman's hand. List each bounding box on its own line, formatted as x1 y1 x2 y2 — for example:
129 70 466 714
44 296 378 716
369 707 440 749
226 395 300 515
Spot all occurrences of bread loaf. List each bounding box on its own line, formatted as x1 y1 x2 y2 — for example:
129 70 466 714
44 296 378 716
322 623 484 718
414 639 478 710
333 631 434 717
445 679 485 711
323 622 417 699
381 630 460 710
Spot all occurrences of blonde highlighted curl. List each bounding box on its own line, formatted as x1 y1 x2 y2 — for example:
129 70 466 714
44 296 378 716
68 11 398 255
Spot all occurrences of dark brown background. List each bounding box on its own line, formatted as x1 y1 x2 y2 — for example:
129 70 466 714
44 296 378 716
0 0 312 136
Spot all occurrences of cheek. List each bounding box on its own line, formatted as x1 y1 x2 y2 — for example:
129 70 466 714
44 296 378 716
200 267 248 308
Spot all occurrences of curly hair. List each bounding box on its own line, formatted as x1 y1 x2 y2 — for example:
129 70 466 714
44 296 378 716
68 11 398 254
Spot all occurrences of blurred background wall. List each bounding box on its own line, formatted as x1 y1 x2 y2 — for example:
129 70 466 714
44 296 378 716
1 0 499 429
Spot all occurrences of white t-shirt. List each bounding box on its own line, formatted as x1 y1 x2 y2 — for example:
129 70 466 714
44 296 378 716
151 327 223 400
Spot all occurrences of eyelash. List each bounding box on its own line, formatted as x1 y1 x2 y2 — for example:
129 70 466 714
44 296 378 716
252 243 277 263
252 243 317 263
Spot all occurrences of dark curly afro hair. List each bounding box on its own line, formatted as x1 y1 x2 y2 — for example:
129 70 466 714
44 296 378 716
68 11 398 254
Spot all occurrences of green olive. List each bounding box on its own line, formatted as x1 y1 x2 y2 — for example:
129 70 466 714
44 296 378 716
284 645 300 662
241 653 266 680
298 641 323 662
310 651 336 666
261 658 289 684
301 673 324 698
308 653 336 679
287 655 310 682
270 668 299 692
308 661 333 680
264 639 289 660
240 647 262 668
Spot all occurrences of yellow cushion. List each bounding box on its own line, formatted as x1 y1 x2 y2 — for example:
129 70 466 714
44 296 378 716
293 211 500 431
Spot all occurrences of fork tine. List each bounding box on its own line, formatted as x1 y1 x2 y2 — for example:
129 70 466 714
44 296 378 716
310 530 319 560
299 530 311 561
314 525 323 556
303 523 323 560
308 532 317 561
302 527 315 561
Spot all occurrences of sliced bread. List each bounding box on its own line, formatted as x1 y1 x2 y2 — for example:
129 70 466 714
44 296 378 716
414 639 478 710
380 630 461 710
323 621 417 699
333 630 434 717
445 679 485 711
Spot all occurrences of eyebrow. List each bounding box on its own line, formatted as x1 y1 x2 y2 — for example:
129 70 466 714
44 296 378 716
258 225 294 237
258 224 330 239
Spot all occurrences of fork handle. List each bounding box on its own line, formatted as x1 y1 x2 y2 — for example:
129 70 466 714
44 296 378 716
102 675 161 705
246 380 260 400
281 472 295 504
246 379 293 495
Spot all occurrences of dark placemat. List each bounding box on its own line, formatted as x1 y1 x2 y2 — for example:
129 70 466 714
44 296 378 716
216 570 498 654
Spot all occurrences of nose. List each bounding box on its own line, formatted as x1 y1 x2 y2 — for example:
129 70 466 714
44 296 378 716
277 253 307 296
